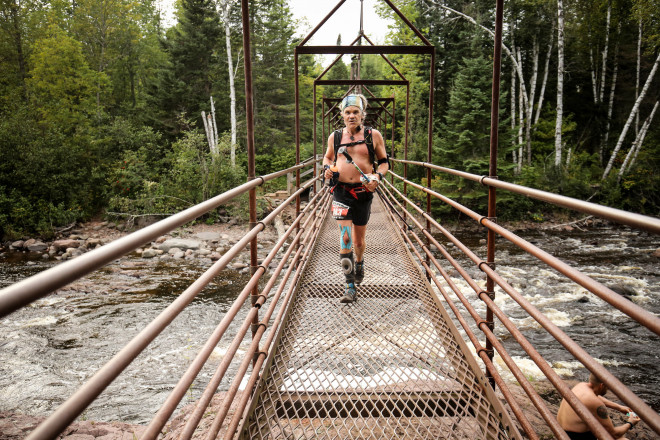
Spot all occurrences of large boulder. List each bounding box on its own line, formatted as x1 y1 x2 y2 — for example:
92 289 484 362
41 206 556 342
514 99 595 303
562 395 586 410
158 238 201 252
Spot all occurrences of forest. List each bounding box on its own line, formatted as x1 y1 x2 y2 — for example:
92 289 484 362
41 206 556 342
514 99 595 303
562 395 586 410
0 0 658 238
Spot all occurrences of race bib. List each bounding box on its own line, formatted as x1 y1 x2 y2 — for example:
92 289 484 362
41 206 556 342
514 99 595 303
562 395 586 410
331 201 350 219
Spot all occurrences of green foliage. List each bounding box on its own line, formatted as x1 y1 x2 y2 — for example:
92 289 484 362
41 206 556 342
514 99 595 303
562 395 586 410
27 24 108 128
108 129 246 217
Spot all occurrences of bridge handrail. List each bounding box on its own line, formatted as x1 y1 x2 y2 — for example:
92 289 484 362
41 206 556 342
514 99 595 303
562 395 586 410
381 181 618 439
24 175 323 440
389 171 660 337
146 189 329 439
391 158 660 234
0 160 318 319
379 184 560 439
205 195 328 440
385 172 660 434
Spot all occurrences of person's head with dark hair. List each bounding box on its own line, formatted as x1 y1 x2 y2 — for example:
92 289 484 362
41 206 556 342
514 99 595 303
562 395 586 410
589 373 607 396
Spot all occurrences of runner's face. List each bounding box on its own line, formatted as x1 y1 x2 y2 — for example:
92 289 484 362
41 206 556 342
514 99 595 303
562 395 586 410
342 106 362 130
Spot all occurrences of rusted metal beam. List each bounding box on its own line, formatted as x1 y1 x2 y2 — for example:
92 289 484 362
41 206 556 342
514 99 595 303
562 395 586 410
485 0 504 388
315 79 408 86
298 45 434 55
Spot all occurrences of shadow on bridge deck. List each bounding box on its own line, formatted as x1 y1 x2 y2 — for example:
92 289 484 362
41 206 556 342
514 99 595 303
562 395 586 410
242 197 520 439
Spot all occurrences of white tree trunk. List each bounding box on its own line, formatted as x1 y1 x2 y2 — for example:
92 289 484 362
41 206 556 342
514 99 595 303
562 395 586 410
589 39 598 103
635 18 642 135
599 1 611 104
534 22 554 125
223 0 237 167
526 37 539 164
600 23 620 165
603 52 660 179
511 49 518 169
618 101 658 179
202 110 212 150
517 47 524 171
210 97 219 155
555 0 565 166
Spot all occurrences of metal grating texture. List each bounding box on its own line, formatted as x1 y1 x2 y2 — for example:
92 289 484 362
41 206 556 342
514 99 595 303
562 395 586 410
241 196 519 439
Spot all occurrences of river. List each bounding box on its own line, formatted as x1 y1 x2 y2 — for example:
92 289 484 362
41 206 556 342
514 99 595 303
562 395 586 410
0 225 658 424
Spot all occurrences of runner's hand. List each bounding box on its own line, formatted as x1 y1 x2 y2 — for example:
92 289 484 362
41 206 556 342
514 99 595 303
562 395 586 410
364 174 380 192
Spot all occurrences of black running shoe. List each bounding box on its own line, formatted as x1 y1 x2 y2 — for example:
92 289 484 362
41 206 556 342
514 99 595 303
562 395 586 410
355 261 364 284
340 283 357 303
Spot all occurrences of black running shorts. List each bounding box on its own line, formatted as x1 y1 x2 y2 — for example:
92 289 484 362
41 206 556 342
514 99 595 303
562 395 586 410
331 183 374 226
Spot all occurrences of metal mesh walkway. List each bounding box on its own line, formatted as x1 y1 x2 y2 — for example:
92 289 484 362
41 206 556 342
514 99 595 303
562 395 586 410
242 196 520 439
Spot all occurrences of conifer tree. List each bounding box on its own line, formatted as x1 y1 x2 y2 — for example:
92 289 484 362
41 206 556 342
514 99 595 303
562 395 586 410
157 0 221 133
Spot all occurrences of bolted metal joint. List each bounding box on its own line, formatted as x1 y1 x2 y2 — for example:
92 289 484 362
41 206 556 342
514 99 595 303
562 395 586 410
478 261 496 272
479 216 498 226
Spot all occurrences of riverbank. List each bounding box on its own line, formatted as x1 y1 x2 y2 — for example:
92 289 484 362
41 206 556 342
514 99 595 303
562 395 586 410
2 209 651 265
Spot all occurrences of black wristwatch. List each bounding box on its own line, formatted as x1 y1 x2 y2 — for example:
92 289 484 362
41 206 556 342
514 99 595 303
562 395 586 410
377 172 384 181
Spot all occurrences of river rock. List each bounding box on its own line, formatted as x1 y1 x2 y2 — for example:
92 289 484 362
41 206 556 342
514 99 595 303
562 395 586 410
198 249 211 256
86 238 103 247
195 231 221 242
653 249 660 258
142 249 159 258
173 251 185 259
210 252 221 261
67 248 84 258
155 236 168 244
52 239 80 251
158 238 201 252
27 241 48 252
232 262 249 270
10 240 24 249
168 247 182 255
609 283 637 299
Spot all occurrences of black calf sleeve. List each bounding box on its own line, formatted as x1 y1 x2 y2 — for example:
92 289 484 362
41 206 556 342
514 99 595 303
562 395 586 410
340 252 355 283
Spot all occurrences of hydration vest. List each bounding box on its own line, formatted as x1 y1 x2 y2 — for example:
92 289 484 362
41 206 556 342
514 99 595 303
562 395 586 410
333 126 377 173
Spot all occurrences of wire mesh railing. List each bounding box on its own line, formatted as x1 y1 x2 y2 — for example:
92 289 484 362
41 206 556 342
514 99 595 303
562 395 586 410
382 158 660 438
241 195 520 440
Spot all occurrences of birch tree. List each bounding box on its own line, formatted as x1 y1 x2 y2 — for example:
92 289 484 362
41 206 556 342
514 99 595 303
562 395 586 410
600 23 620 164
220 0 238 167
555 0 565 166
602 51 660 179
598 0 611 104
534 22 554 125
618 101 658 179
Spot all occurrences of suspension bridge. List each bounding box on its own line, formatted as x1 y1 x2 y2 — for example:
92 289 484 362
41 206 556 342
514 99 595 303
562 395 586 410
1 0 659 439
